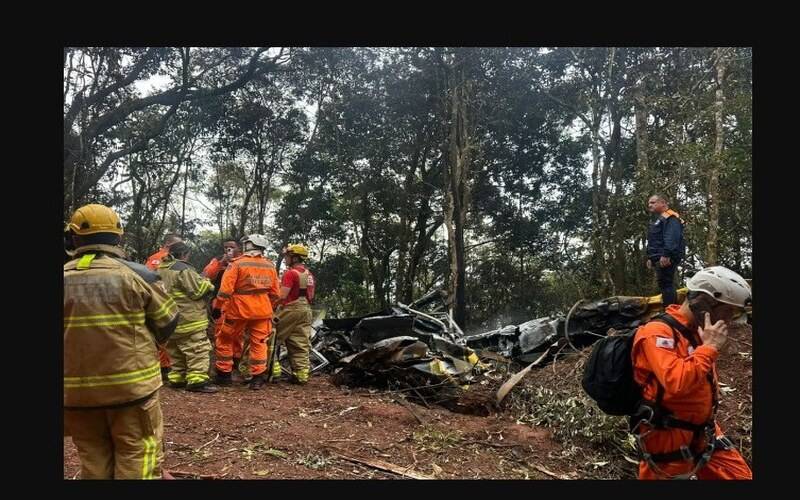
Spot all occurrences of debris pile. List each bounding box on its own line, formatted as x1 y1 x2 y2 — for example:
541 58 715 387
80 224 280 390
302 286 750 416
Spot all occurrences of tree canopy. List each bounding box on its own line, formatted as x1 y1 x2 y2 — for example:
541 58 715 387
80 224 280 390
64 47 752 329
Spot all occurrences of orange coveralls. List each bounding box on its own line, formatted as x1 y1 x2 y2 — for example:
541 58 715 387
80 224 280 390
214 255 280 377
631 304 752 479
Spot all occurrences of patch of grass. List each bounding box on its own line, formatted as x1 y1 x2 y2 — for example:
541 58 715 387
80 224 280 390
296 452 331 470
512 386 628 446
412 425 462 452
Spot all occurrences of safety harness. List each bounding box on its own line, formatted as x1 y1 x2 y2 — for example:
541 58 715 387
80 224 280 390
630 313 733 480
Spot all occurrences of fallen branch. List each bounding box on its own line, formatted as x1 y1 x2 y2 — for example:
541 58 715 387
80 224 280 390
167 453 230 469
166 441 196 452
165 469 227 480
357 381 454 397
495 347 554 405
410 386 432 408
195 432 220 453
551 342 570 372
461 440 523 448
326 449 433 479
533 464 571 480
622 455 640 465
338 406 360 416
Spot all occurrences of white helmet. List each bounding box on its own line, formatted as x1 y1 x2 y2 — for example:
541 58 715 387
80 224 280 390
241 234 269 250
686 266 752 308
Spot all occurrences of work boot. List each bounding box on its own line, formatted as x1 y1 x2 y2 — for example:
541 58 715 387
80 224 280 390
290 369 309 385
186 381 219 393
270 363 284 383
249 374 267 390
215 371 233 386
168 380 186 389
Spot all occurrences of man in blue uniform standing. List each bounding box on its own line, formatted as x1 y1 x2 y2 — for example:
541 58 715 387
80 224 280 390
646 193 686 306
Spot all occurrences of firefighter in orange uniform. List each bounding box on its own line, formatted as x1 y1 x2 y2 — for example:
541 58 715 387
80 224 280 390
631 266 752 480
212 234 280 389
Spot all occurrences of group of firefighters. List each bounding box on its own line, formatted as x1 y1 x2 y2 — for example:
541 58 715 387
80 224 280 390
64 204 316 479
64 196 753 481
144 233 316 393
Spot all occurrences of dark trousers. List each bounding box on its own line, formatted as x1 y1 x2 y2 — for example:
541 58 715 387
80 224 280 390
655 262 678 306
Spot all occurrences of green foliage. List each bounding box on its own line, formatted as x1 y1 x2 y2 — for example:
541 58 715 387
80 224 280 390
65 47 751 326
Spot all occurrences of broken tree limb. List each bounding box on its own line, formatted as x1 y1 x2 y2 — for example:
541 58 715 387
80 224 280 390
194 432 220 453
326 449 433 479
564 299 587 352
495 346 554 406
410 386 432 408
167 453 230 469
533 464 571 480
165 469 227 479
461 440 523 448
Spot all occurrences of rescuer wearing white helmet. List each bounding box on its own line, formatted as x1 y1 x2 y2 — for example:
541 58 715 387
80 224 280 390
630 266 752 480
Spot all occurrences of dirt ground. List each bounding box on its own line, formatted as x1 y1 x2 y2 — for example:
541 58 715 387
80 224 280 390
63 324 752 480
64 375 569 480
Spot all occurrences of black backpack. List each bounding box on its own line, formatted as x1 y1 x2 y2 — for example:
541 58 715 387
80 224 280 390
581 314 692 416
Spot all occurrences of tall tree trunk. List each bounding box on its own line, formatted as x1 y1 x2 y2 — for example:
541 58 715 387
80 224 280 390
404 163 439 304
732 198 742 272
394 168 415 302
352 223 372 304
180 162 189 237
633 82 651 289
589 123 606 289
213 163 225 240
607 107 625 293
237 182 257 238
706 48 728 266
634 84 650 190
444 55 471 328
359 193 388 309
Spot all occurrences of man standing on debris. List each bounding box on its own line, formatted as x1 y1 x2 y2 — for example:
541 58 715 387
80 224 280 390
64 204 179 479
271 244 316 384
146 233 183 381
631 266 752 480
203 239 250 380
213 234 280 390
157 242 218 393
646 194 686 306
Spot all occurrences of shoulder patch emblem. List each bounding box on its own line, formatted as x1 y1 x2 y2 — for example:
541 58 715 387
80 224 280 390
655 337 675 349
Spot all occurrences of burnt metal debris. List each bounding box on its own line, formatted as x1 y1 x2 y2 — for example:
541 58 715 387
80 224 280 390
302 286 741 413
